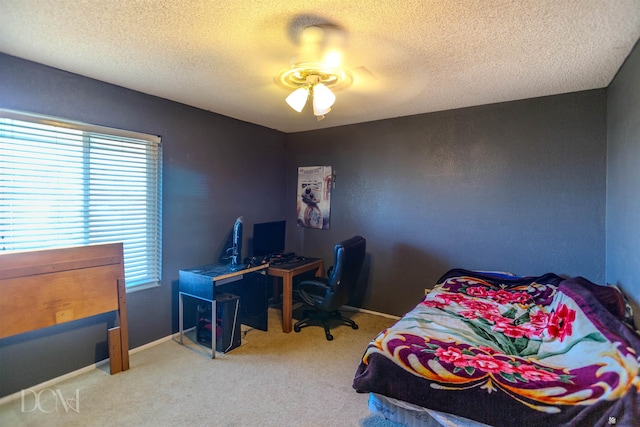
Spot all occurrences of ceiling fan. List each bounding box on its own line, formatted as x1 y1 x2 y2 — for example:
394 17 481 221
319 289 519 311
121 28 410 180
277 25 360 120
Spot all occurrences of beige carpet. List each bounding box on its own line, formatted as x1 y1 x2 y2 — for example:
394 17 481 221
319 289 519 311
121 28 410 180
0 308 402 427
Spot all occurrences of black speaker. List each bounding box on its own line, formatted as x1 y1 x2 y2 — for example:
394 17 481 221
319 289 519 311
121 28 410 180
196 293 241 353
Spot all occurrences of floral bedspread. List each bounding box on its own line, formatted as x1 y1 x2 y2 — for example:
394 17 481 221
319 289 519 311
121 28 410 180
353 269 640 426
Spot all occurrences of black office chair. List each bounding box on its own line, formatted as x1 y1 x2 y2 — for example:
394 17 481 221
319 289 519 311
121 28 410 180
293 235 366 341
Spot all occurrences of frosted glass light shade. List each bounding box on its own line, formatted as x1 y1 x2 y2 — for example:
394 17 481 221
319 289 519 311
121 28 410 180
312 83 335 116
286 87 309 112
313 103 331 116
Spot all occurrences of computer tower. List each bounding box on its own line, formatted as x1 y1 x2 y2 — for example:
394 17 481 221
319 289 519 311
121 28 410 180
196 293 241 353
216 270 268 331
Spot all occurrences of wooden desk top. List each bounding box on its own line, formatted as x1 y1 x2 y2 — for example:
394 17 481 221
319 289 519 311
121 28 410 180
267 257 323 276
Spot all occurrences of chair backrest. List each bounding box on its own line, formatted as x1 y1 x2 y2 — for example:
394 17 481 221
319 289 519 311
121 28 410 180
325 235 366 309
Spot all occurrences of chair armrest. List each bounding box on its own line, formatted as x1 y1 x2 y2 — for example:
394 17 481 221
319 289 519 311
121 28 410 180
298 278 331 293
297 278 331 306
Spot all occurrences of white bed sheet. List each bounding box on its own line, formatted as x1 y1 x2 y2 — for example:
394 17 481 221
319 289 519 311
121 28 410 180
368 393 491 427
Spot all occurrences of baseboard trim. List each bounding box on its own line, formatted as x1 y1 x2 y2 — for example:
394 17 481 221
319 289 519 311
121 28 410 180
343 305 401 320
130 334 173 355
0 335 173 406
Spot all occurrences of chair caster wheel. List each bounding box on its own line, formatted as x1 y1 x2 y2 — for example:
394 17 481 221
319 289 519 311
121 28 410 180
352 324 359 330
294 325 301 332
326 333 333 341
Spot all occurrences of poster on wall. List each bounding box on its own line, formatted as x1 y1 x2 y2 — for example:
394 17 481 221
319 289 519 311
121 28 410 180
297 166 332 229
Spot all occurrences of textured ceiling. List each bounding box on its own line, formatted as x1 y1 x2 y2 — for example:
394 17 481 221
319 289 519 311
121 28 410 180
1 1 639 133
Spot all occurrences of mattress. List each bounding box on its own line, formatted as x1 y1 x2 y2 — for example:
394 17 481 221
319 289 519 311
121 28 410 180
368 393 490 427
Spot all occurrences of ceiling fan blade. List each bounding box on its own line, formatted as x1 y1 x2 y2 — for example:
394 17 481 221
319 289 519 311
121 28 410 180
352 65 378 81
347 65 383 94
292 25 349 65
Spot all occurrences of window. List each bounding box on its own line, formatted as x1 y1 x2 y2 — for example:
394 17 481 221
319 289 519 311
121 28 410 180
0 110 162 289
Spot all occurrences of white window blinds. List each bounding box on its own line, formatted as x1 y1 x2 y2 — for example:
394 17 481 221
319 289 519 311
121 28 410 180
0 110 162 289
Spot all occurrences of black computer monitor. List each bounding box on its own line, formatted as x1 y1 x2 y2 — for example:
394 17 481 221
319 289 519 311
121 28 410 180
252 220 286 257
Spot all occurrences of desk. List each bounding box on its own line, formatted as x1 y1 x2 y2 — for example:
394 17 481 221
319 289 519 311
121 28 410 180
268 258 324 333
178 263 269 358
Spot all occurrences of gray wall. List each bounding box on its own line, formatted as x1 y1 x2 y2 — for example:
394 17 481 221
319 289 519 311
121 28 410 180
0 47 622 397
285 91 607 316
607 40 640 325
0 54 286 396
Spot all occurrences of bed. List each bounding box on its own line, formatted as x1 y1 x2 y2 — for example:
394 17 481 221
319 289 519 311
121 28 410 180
353 269 640 426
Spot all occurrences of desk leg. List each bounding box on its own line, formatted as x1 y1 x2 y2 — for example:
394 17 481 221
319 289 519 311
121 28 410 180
315 261 324 278
179 292 184 344
282 274 293 333
211 298 216 359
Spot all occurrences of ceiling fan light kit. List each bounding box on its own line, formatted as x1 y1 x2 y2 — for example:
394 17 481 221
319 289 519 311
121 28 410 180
279 61 350 119
278 25 354 120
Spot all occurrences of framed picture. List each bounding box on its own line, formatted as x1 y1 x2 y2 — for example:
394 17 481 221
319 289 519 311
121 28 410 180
296 166 332 229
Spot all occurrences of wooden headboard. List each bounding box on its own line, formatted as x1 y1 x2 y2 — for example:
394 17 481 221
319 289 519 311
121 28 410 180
0 243 129 374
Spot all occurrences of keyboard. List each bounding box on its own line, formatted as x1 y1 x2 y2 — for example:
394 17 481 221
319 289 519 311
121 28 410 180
269 256 306 265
